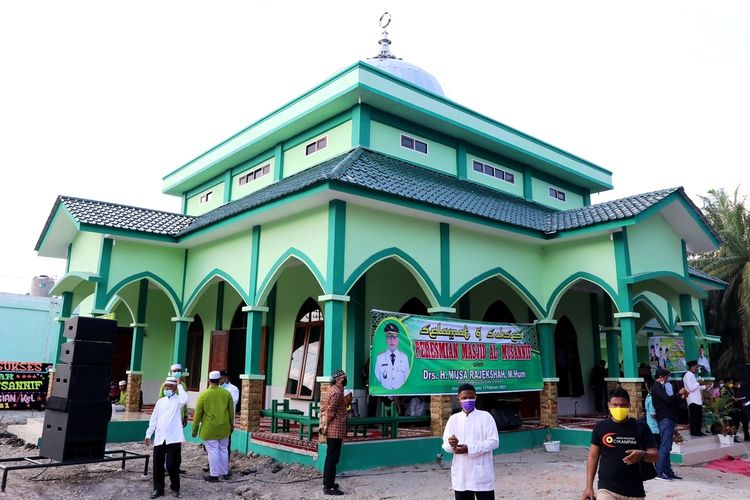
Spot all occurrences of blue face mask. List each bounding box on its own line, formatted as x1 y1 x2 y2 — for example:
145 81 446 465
164 389 175 397
172 371 182 378
221 382 228 388
460 399 476 413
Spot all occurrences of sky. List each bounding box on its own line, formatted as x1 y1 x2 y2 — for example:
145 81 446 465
1 1 748 295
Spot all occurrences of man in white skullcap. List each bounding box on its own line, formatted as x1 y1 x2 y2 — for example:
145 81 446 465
117 380 128 405
192 370 234 481
159 364 188 427
145 376 188 498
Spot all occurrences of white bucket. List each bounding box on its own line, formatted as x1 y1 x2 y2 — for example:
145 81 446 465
544 440 561 452
718 434 734 446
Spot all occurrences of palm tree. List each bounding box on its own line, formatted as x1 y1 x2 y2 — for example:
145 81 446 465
691 187 750 373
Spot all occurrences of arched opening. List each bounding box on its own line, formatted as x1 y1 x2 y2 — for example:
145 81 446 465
285 298 324 400
554 316 584 397
186 315 204 391
399 297 428 315
482 300 517 323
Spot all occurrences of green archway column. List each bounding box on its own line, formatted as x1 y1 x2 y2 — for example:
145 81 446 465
678 294 700 363
53 291 74 363
242 306 267 375
129 279 149 372
170 316 193 366
346 278 366 388
614 312 640 379
537 319 558 379
602 300 620 378
319 295 349 377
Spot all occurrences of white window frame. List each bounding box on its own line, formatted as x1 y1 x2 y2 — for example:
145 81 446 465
304 136 328 156
472 160 516 185
400 134 428 155
238 163 271 186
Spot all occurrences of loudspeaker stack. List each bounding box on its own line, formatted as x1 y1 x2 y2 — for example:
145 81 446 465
40 316 116 462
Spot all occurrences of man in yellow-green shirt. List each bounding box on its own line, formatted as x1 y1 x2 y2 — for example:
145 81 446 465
192 370 233 481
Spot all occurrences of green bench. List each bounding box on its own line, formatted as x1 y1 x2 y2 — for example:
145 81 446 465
261 399 320 439
348 402 430 438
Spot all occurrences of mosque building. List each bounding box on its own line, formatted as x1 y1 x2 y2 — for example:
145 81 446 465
35 16 725 469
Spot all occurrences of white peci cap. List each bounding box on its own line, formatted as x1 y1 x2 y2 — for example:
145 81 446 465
118 380 127 386
170 363 182 371
164 376 178 385
208 370 221 381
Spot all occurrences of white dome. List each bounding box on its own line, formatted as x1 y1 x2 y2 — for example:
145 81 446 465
364 58 445 97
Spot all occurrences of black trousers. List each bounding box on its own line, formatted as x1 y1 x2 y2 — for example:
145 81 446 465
455 490 495 500
153 442 181 493
689 403 703 435
323 438 343 490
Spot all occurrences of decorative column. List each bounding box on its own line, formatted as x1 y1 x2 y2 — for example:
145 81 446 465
678 294 700 362
427 306 457 436
91 237 113 317
614 311 642 418
125 371 143 412
239 306 267 432
170 316 193 366
537 319 559 428
430 395 453 437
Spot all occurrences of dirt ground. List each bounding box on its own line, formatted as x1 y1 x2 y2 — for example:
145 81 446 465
2 413 750 499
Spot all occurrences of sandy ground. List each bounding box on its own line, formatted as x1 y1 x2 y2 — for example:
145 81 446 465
2 413 750 499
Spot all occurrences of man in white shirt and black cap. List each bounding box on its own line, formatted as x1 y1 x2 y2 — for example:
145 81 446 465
442 383 499 499
145 376 188 498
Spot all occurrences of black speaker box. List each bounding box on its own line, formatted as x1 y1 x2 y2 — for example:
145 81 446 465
490 406 522 430
40 400 111 462
63 316 117 343
59 340 114 366
50 364 111 400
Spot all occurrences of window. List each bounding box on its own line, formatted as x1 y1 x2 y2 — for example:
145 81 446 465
472 160 515 184
401 134 428 154
238 163 271 186
199 191 213 203
549 187 566 202
305 136 328 156
286 298 324 399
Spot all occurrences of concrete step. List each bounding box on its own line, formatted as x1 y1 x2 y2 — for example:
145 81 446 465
7 416 44 447
671 434 749 465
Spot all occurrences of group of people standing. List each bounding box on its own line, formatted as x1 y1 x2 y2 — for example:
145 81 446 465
143 364 239 498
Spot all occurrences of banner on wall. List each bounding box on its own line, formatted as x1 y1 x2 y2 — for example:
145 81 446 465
0 361 52 410
368 310 543 395
648 337 686 374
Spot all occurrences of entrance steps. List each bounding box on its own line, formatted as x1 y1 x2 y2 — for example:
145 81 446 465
672 433 749 465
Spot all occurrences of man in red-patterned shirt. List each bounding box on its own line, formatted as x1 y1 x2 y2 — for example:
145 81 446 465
320 369 352 496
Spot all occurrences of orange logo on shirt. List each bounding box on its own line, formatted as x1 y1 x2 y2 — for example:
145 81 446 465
602 432 617 448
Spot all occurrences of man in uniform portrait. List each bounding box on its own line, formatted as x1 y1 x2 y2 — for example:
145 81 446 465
374 322 409 390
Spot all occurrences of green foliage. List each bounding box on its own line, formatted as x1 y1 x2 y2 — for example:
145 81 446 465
691 187 750 372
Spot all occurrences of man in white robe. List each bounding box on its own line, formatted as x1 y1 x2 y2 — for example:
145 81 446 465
442 383 499 499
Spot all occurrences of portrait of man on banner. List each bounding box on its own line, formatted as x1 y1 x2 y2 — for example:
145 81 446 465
374 321 410 390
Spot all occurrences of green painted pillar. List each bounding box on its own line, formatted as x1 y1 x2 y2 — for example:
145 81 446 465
678 294 699 362
243 307 267 375
92 237 113 314
603 300 620 378
589 293 602 363
615 314 639 379
320 296 347 377
53 291 73 363
129 279 149 371
537 320 557 379
215 281 225 331
346 277 366 388
265 286 277 384
171 317 193 366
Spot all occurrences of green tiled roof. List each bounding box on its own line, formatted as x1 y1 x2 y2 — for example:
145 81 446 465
38 148 716 247
687 266 728 286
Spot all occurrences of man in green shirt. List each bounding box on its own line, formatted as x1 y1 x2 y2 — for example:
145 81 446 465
117 380 127 405
192 370 233 482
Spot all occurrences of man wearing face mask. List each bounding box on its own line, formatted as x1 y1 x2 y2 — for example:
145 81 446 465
320 369 352 496
160 364 189 428
219 370 240 470
650 369 688 480
441 383 499 499
582 388 658 500
145 376 188 498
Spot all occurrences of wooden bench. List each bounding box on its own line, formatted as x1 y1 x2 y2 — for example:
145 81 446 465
347 402 430 438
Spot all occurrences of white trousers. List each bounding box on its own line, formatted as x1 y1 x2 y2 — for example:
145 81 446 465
205 438 229 477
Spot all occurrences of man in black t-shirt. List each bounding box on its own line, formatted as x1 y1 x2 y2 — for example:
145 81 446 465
582 388 658 500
